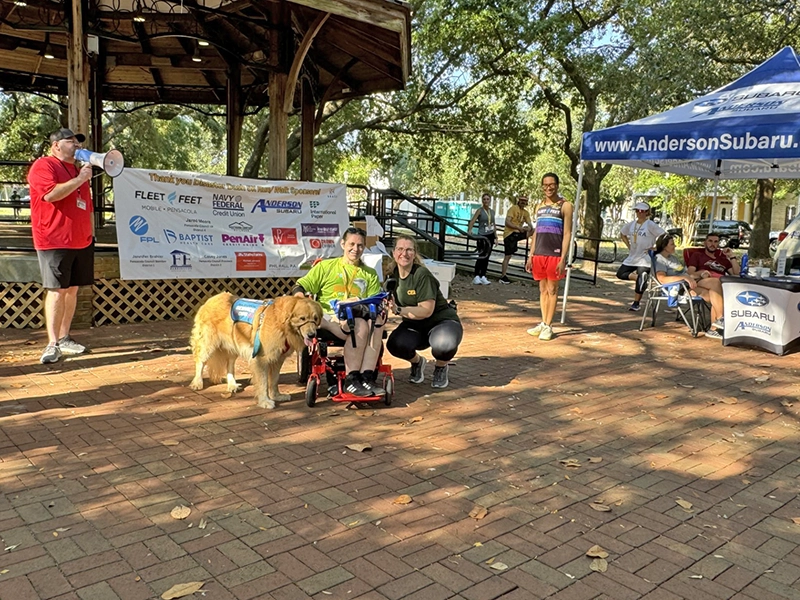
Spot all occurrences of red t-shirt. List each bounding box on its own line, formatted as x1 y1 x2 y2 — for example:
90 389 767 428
27 156 93 250
687 249 732 278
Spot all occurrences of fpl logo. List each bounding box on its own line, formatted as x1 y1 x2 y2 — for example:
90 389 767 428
129 215 158 243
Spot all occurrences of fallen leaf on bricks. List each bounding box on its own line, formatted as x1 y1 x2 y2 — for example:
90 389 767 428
589 558 608 572
170 505 191 520
655 394 668 399
473 542 483 547
757 363 772 368
781 400 793 407
401 416 424 427
720 397 738 405
675 499 694 511
585 545 609 558
740 388 752 394
763 407 775 414
198 519 207 529
588 457 603 464
393 495 413 505
345 443 372 452
754 376 770 383
162 440 180 446
490 562 509 571
469 506 488 520
688 575 703 579
161 582 205 599
559 458 581 468
791 517 800 525
589 502 611 512
55 527 70 532
4 545 19 552
679 384 694 389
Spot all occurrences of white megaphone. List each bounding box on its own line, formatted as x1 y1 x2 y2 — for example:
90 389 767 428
74 148 125 178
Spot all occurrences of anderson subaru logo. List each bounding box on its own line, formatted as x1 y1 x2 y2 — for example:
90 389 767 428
251 199 302 213
736 291 769 307
695 97 728 108
129 215 148 235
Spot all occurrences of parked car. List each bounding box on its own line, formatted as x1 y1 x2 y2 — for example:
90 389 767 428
772 215 800 273
769 230 781 255
690 219 751 248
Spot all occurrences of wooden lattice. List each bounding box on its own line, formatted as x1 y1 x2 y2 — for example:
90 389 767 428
92 278 294 326
0 282 46 329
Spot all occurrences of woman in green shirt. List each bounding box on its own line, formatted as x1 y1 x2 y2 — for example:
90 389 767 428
386 235 463 389
293 227 384 397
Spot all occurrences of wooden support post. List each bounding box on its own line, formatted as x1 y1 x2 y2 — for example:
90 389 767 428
90 51 105 228
226 62 242 177
268 71 288 179
67 0 90 136
300 78 315 181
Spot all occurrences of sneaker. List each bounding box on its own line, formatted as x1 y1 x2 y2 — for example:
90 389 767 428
40 344 62 364
499 275 511 285
711 318 725 330
479 276 491 285
705 328 723 339
360 371 385 396
472 276 482 285
628 302 641 312
409 355 427 384
527 322 545 336
57 335 86 355
539 324 554 341
431 364 449 389
343 373 372 397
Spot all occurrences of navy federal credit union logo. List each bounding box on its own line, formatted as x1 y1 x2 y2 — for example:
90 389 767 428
736 291 769 307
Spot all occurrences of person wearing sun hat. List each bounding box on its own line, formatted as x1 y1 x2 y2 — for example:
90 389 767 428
616 201 665 311
27 127 94 364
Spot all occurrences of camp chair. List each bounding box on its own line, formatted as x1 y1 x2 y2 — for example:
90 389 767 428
639 251 708 337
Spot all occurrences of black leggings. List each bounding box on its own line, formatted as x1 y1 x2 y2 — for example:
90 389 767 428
616 264 650 295
387 319 463 362
473 232 496 277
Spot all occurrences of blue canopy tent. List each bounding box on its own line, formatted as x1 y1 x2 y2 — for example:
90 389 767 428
561 47 800 321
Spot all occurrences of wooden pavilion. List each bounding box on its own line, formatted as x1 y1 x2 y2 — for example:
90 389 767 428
0 0 412 179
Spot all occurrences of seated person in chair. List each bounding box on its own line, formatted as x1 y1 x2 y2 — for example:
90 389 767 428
293 227 385 397
687 232 741 280
654 233 724 339
386 235 463 389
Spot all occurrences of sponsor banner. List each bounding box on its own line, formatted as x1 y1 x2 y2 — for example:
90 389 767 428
722 280 800 352
114 168 347 279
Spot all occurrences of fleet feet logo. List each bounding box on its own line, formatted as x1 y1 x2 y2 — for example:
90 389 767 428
736 291 769 307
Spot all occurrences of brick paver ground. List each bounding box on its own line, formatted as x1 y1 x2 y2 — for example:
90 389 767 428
2 268 800 600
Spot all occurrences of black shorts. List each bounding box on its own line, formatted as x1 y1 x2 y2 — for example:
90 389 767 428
37 243 94 289
503 231 526 256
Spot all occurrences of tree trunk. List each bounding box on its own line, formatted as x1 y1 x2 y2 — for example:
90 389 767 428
580 163 604 260
750 178 774 260
242 114 269 178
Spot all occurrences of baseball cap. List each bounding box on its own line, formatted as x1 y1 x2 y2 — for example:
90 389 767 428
50 128 86 143
632 201 650 211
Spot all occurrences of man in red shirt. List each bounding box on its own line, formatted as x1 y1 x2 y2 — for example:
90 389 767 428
27 128 94 364
687 232 741 278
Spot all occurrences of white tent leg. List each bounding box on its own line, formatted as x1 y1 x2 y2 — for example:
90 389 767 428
560 162 585 324
708 176 720 232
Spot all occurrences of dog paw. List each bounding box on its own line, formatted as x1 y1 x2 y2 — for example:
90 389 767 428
256 398 276 410
226 383 242 393
189 379 204 391
271 393 291 403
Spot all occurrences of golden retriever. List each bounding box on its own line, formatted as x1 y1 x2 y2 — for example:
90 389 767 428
189 293 322 409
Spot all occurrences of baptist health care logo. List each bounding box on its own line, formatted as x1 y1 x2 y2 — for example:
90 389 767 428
129 215 158 243
736 291 769 307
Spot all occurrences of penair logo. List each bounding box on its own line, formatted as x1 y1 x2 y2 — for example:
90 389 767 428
129 215 158 243
228 221 253 231
213 194 245 216
163 228 214 245
169 249 192 271
221 233 265 246
251 199 302 214
272 228 298 245
736 291 769 307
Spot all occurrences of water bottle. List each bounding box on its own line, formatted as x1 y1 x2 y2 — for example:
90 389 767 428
739 253 748 277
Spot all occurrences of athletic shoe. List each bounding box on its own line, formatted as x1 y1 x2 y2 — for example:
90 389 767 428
539 324 554 341
472 276 482 285
343 373 372 397
705 328 723 340
57 335 86 355
431 365 449 389
499 275 511 284
409 355 427 384
360 371 386 396
711 318 725 330
628 302 641 312
527 322 545 336
480 276 491 285
40 344 62 364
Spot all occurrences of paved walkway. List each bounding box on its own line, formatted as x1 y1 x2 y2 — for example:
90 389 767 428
1 270 799 600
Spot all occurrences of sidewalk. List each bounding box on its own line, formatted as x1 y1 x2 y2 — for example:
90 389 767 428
1 270 799 600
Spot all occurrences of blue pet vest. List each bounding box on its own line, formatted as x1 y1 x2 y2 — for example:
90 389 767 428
230 298 274 358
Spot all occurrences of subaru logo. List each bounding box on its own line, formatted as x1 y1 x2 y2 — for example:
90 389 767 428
163 229 177 244
695 97 727 108
129 216 148 236
736 291 769 307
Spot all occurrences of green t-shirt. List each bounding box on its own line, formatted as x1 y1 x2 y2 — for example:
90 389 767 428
394 264 459 326
296 257 381 314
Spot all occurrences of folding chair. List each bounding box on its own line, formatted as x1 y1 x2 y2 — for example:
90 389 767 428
639 251 708 337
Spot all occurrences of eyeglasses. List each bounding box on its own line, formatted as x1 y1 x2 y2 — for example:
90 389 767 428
395 248 416 255
542 184 558 189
